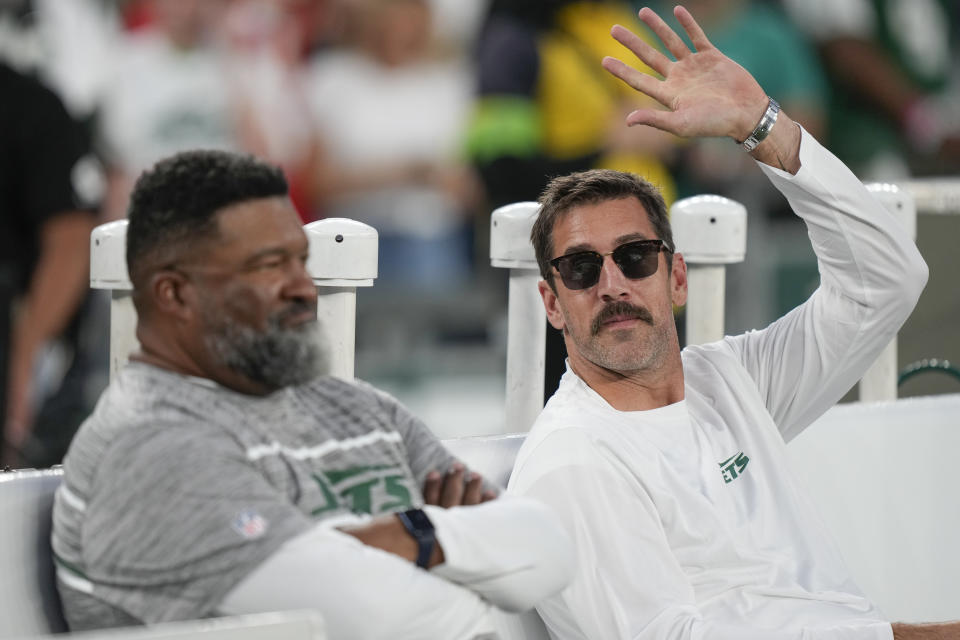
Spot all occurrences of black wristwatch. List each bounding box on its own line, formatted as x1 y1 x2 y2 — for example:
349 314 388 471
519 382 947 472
397 508 436 569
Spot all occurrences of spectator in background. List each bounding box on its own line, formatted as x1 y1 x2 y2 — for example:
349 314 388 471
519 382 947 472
1 63 103 468
467 0 679 399
469 0 679 211
0 0 119 126
221 0 328 222
304 0 481 291
782 0 960 179
98 0 240 220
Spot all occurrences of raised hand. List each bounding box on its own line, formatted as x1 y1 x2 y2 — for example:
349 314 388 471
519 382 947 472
601 6 768 142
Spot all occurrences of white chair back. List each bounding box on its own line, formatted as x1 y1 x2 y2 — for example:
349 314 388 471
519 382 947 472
788 393 960 622
26 612 326 640
0 469 67 638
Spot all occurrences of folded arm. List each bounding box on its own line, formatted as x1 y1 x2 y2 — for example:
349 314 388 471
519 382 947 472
218 519 496 640
219 496 574 637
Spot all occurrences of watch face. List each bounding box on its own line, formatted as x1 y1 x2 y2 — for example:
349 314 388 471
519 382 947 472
403 508 434 534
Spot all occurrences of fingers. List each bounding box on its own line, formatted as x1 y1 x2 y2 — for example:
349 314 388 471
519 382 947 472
439 463 466 507
626 107 684 136
602 56 670 107
422 470 442 505
423 465 496 507
462 472 484 505
674 5 713 52
637 6 690 61
610 24 670 77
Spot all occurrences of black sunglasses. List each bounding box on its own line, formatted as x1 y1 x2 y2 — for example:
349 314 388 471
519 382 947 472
549 239 671 290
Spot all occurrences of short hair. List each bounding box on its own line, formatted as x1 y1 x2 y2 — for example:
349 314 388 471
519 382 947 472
531 169 674 289
126 150 288 289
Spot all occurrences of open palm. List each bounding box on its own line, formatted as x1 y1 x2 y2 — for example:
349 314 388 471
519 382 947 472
602 6 768 142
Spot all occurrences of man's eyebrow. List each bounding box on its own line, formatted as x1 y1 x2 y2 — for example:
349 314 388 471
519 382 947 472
241 247 297 267
560 233 654 255
560 243 595 255
613 232 653 245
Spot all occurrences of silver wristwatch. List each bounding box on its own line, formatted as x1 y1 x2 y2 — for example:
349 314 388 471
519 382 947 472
740 97 779 152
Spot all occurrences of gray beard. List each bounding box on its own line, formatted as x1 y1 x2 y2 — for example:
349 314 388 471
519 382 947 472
205 314 328 390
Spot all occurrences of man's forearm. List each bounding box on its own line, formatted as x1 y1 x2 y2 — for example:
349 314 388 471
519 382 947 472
749 111 802 175
219 524 497 640
345 498 575 612
6 211 94 441
893 622 960 640
340 512 445 568
11 212 93 349
426 497 574 612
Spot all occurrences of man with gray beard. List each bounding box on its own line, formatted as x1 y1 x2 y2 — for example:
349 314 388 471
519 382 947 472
51 150 574 639
202 299 326 391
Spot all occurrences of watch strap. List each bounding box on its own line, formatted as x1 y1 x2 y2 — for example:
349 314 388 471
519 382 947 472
740 97 780 152
397 508 436 569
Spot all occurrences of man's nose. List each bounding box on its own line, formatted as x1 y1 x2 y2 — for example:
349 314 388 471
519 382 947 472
596 255 630 300
284 259 318 303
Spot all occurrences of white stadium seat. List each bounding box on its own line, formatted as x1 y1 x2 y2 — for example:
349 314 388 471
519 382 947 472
0 468 67 638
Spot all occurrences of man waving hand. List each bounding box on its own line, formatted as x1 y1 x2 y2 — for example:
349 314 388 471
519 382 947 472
510 6 941 639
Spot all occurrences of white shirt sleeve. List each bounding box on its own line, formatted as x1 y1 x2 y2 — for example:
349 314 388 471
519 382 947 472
426 496 575 612
217 497 574 639
722 127 928 441
216 514 499 640
511 429 893 640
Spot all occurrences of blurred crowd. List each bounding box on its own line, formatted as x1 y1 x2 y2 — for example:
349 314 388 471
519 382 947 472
2 0 959 468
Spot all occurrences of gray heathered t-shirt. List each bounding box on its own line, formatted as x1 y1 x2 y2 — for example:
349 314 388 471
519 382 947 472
51 362 472 631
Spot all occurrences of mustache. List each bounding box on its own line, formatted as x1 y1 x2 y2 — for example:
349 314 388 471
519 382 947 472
270 300 318 328
591 301 653 336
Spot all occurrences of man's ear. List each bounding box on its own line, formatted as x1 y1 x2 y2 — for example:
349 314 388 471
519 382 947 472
538 279 566 331
150 269 195 322
670 252 688 308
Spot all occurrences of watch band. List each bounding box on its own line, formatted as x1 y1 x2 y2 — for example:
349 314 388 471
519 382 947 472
740 97 779 152
397 508 436 569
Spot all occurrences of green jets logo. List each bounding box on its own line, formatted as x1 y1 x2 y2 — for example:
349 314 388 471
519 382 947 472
719 452 749 484
309 464 416 516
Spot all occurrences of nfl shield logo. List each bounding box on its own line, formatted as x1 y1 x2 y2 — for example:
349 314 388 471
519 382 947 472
232 509 269 540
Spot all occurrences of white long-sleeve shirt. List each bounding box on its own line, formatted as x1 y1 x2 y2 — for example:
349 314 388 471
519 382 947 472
219 498 575 640
509 128 928 640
